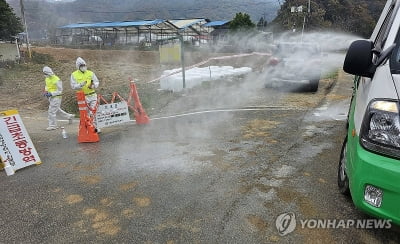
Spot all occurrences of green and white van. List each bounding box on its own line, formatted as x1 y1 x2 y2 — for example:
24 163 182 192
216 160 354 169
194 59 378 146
339 0 400 225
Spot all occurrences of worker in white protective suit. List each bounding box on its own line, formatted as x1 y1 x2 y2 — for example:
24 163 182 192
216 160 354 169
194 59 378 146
43 66 74 131
70 57 100 131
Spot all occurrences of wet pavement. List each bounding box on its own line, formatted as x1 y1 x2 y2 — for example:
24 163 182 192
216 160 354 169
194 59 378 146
1 69 400 243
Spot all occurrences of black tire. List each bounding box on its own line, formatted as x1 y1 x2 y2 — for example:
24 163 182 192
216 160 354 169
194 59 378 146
308 79 319 92
338 137 350 196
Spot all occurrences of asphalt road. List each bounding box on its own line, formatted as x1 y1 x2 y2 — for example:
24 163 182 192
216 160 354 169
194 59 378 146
1 70 400 243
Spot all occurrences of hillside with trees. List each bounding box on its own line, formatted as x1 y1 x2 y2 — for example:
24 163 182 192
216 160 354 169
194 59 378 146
271 0 386 38
5 0 388 40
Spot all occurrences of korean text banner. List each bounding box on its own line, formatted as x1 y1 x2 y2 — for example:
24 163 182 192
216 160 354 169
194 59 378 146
0 110 41 170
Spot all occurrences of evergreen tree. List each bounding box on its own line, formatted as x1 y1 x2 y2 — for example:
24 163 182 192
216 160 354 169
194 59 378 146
229 12 256 32
0 0 23 41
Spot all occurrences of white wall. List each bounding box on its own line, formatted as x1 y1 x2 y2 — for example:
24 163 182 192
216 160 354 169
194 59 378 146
0 43 19 62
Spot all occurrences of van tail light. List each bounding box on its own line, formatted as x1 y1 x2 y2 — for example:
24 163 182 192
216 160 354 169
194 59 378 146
268 57 280 66
360 99 400 158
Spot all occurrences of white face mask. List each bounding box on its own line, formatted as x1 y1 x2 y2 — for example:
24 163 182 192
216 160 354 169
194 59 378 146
79 66 87 72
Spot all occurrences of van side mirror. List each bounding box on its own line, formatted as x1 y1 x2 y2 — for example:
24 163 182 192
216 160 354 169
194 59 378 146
343 40 375 78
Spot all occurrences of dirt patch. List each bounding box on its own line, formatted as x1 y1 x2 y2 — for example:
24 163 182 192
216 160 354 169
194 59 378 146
80 175 102 185
272 78 335 109
246 215 269 232
119 181 138 191
133 196 152 207
66 194 84 204
241 119 281 140
83 208 121 236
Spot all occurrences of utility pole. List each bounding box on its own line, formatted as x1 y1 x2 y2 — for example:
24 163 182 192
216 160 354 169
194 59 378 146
178 34 186 89
20 0 31 59
301 0 311 42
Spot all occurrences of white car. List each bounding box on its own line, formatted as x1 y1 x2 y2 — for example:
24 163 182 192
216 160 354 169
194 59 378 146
263 41 322 92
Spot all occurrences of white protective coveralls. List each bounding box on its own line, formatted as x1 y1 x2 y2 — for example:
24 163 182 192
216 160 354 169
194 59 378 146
43 66 73 130
70 57 100 129
70 57 100 112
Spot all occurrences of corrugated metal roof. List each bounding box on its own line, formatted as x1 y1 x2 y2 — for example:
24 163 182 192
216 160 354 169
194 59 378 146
114 19 165 27
203 20 230 27
57 18 213 35
59 23 96 29
168 19 205 29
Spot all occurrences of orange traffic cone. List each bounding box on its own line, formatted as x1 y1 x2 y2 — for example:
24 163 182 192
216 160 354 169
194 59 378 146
76 91 99 143
130 79 150 124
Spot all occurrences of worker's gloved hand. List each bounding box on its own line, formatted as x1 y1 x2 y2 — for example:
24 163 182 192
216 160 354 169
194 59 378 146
88 80 94 89
43 91 52 97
